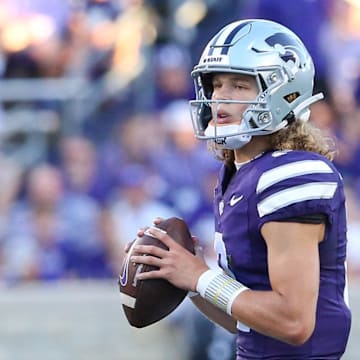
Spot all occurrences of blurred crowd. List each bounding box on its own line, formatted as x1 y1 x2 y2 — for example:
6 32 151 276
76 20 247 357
0 0 359 289
0 1 359 359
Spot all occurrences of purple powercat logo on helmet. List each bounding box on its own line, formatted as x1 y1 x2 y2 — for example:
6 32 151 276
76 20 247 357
264 32 307 68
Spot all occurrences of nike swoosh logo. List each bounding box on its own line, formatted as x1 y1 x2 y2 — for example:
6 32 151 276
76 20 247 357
230 195 244 206
118 240 137 286
119 254 130 286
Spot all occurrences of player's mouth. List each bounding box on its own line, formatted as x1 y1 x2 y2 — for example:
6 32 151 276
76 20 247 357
213 110 235 125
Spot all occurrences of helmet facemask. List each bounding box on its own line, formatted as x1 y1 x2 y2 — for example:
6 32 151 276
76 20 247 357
189 68 287 149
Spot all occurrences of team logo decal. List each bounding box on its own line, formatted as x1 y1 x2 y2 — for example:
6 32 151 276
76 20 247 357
252 32 307 69
265 32 306 67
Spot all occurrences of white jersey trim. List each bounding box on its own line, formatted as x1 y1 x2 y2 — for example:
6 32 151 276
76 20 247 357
257 182 338 218
257 160 333 194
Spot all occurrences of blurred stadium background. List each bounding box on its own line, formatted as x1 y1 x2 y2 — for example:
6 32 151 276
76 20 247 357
0 0 359 359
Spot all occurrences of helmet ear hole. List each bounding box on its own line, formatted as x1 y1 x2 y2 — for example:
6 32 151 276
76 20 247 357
259 75 268 92
201 74 214 99
248 117 259 129
199 104 212 130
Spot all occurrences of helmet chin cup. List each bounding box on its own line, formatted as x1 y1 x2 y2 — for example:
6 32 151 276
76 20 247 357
204 124 252 150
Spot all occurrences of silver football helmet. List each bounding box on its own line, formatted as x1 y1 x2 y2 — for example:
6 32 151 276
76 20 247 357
189 19 323 149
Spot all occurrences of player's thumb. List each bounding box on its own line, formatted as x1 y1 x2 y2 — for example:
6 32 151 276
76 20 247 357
192 236 204 258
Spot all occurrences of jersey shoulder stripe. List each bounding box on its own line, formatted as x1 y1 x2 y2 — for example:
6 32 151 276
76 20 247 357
256 159 334 194
257 181 338 218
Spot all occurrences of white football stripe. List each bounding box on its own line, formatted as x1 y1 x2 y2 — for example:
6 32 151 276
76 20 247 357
256 160 333 194
257 182 337 218
120 293 136 309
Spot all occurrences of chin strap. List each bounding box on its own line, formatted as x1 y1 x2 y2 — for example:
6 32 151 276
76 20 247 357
293 92 324 121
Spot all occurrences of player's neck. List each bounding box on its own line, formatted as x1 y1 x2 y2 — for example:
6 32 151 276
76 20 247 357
234 136 271 163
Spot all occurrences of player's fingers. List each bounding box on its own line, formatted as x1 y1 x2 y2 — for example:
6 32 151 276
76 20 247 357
191 236 204 257
135 269 162 281
136 226 148 237
131 254 162 268
153 217 164 225
194 245 204 258
133 244 168 258
192 235 200 247
144 226 175 248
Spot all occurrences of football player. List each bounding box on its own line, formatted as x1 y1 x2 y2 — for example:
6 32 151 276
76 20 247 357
130 19 351 359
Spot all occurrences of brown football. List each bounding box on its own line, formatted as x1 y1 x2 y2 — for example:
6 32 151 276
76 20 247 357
118 217 195 328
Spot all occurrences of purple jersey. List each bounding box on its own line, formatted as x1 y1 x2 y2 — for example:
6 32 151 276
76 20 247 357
213 150 351 359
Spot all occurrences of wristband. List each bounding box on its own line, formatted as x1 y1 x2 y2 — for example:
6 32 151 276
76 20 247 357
196 269 248 315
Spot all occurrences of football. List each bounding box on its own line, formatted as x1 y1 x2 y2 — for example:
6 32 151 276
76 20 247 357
118 217 195 328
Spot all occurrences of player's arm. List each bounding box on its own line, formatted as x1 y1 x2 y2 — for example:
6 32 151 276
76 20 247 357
188 220 324 338
190 293 238 333
131 220 324 345
224 221 324 345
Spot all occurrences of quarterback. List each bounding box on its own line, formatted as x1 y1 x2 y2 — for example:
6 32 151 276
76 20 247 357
131 19 352 359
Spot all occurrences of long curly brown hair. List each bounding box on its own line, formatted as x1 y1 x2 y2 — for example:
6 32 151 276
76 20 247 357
211 120 337 168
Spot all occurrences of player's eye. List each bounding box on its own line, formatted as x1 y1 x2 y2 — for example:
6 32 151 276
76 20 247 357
235 83 248 90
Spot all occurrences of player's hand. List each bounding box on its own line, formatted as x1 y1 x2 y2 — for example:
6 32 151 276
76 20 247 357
130 217 164 247
124 224 149 253
124 214 165 253
124 216 164 253
130 225 209 292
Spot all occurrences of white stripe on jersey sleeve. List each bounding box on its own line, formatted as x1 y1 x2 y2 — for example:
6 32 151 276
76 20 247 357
256 160 333 194
257 182 338 218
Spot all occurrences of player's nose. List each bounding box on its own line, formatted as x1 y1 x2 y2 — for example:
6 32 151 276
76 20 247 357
213 86 232 101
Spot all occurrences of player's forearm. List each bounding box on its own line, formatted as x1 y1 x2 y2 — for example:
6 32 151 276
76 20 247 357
230 289 316 345
190 295 237 333
195 269 316 345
